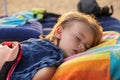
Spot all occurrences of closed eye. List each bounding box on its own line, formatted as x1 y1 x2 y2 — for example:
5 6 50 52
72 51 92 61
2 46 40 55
76 36 81 41
75 36 88 50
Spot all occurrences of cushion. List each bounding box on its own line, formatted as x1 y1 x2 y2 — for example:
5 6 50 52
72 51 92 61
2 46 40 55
0 9 44 42
0 20 42 42
0 28 41 42
52 31 120 80
98 16 120 33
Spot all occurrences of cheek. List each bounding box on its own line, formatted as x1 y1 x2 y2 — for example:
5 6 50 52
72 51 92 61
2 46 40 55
62 39 78 49
59 32 78 49
59 37 72 48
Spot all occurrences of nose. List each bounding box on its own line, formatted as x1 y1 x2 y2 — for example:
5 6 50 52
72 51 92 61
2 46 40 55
77 43 85 52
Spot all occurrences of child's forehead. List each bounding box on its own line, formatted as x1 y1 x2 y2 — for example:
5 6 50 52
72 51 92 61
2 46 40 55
64 22 90 31
63 20 82 25
61 20 93 32
64 20 88 27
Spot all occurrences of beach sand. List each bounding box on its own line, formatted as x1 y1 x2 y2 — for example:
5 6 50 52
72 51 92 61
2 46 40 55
0 0 120 19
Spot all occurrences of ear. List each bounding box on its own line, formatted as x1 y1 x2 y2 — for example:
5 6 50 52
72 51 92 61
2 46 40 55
55 26 63 39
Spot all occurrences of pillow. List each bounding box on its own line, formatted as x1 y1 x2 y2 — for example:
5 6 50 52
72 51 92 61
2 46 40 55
0 18 42 42
0 28 41 42
52 31 120 80
0 13 43 42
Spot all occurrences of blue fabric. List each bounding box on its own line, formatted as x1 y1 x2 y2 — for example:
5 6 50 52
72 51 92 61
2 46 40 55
98 16 120 32
0 28 41 42
41 15 58 35
42 22 56 35
12 11 35 21
0 12 33 28
0 18 26 28
11 39 64 80
0 10 44 28
110 50 120 80
19 21 43 33
0 21 43 42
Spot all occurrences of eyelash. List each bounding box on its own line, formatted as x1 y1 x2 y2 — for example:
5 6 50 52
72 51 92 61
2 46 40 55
76 36 89 50
76 36 81 42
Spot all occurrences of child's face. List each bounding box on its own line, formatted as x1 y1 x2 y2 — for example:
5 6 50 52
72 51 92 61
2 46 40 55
55 21 94 57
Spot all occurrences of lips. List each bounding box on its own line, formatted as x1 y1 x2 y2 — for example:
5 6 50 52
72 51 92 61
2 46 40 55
73 50 79 54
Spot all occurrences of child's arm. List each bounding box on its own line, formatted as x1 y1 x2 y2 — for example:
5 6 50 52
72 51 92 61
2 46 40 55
32 66 56 80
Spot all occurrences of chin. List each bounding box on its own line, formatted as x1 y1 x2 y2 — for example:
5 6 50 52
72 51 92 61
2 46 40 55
65 53 74 58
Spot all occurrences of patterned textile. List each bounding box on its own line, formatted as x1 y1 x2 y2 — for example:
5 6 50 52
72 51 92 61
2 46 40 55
52 31 120 80
0 8 45 28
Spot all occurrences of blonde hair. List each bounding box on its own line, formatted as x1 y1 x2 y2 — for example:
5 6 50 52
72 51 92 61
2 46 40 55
40 12 103 47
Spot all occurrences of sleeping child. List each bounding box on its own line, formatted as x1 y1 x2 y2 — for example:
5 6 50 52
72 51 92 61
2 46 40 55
10 12 103 80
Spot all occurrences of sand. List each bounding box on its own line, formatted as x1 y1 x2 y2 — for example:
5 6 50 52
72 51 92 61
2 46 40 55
0 0 120 19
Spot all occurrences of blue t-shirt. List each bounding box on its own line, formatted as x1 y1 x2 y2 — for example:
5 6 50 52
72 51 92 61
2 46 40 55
11 39 64 80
